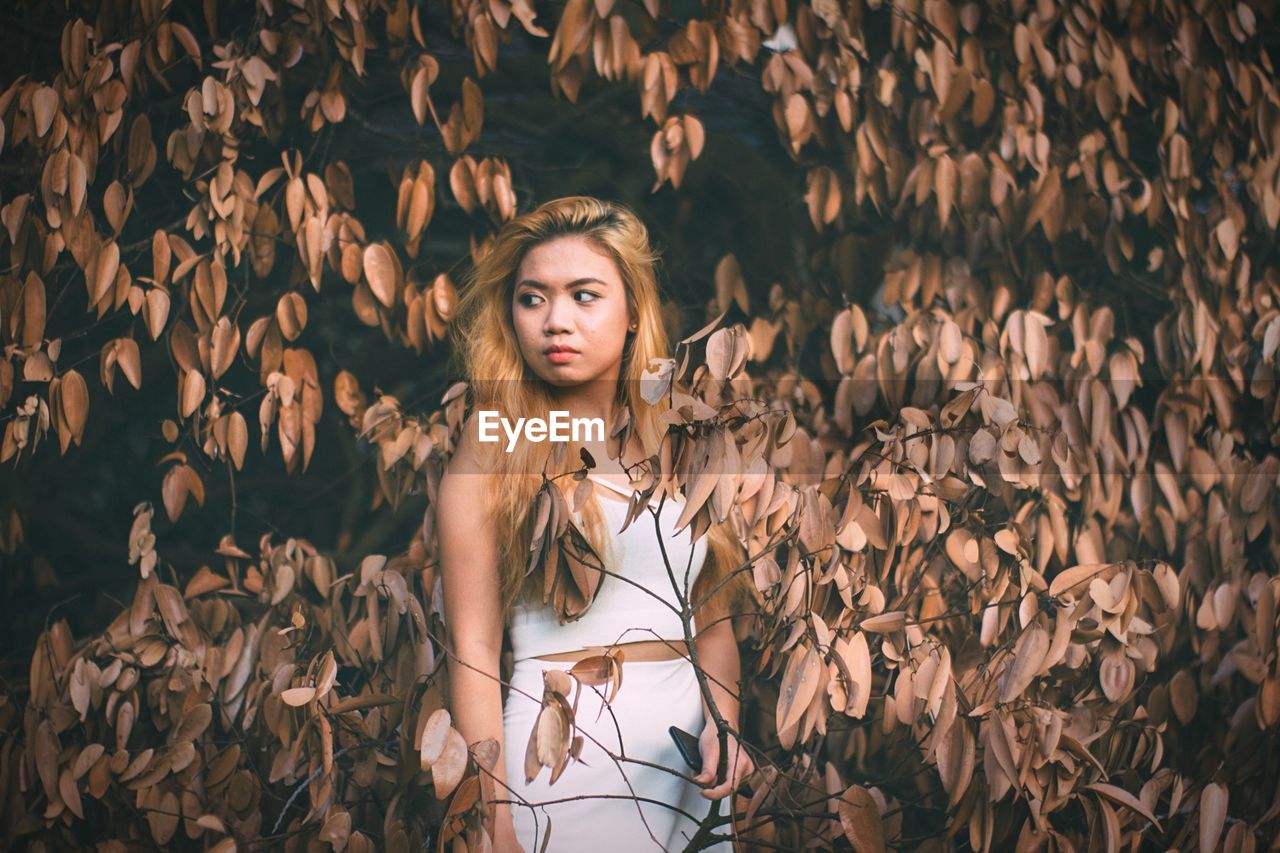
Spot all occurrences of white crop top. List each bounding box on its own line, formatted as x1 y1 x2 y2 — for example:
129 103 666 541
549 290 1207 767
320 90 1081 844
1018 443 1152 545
508 474 710 662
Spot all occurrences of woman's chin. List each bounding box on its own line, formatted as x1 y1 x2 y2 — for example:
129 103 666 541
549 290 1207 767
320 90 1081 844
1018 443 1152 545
534 368 584 387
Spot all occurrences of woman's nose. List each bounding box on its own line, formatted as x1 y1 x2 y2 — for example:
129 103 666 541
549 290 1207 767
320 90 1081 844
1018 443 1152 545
542 294 573 333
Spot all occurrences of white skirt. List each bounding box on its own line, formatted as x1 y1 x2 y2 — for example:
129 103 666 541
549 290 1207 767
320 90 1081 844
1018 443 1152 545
501 654 736 852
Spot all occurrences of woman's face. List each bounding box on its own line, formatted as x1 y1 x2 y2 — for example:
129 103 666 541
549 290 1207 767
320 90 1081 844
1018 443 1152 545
512 235 635 388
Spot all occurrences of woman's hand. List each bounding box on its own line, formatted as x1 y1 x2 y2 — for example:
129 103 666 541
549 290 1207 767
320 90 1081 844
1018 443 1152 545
693 719 755 800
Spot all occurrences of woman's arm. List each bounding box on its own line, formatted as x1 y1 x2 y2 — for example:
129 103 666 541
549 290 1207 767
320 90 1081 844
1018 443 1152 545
692 609 754 799
436 425 524 850
691 489 757 800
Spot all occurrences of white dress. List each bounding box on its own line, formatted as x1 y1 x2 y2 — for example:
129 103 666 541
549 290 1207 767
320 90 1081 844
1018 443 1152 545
500 475 736 852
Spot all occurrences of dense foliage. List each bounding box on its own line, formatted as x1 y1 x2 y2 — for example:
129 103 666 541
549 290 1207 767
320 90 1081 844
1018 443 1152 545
2 0 1279 850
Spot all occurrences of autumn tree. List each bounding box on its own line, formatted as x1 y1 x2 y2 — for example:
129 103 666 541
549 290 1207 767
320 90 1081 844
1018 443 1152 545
2 0 1280 850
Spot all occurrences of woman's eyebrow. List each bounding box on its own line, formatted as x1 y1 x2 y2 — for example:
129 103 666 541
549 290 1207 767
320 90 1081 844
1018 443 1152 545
515 277 608 290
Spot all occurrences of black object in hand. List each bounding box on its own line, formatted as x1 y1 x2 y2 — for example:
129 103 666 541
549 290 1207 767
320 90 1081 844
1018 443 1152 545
669 725 702 773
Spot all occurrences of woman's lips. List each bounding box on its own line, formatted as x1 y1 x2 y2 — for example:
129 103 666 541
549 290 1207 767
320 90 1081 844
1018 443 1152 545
546 350 577 364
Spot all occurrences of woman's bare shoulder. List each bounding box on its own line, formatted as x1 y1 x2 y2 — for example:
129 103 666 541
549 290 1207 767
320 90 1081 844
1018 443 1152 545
446 409 494 474
438 410 495 513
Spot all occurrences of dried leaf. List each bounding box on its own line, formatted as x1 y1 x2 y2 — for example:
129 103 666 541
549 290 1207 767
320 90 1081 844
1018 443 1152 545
837 784 885 852
363 242 398 308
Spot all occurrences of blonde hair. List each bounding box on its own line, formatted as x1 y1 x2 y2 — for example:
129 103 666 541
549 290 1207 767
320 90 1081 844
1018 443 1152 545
448 196 751 635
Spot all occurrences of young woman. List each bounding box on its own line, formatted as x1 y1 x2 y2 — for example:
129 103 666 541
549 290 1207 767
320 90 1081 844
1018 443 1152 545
435 196 758 851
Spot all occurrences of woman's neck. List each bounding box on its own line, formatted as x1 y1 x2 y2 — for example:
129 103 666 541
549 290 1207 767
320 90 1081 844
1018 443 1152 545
546 380 620 428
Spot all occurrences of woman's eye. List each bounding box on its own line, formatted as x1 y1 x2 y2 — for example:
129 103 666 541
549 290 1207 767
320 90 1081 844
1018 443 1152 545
516 291 597 306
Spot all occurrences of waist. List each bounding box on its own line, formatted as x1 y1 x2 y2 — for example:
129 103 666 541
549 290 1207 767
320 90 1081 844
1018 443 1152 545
531 638 690 663
508 600 703 664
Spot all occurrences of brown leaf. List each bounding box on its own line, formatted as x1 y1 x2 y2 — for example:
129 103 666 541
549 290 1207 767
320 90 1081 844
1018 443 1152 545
1098 650 1135 703
148 791 179 844
34 720 59 801
684 114 705 159
362 242 398 308
837 785 885 852
834 307 855 371
319 807 351 850
936 720 975 804
569 653 614 687
776 643 821 735
705 326 738 380
114 339 142 389
1199 782 1227 853
1021 167 1062 239
93 242 121 306
162 463 197 522
103 181 130 234
276 292 307 341
934 153 956 229
999 622 1049 702
59 369 89 445
432 274 457 323
784 92 812 154
227 411 248 470
1049 564 1110 599
33 86 58 137
410 62 436 127
183 565 230 598
840 632 872 718
145 289 170 339
181 369 206 418
420 708 452 768
1 194 31 244
406 162 436 243
127 114 156 186
860 611 906 633
1085 783 1163 831
433 726 468 799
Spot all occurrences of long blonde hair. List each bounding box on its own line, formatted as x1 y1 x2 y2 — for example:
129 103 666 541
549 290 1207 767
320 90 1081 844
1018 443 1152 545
448 196 751 634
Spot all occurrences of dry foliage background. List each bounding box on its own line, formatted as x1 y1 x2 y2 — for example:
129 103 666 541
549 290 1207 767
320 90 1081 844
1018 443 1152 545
1 0 1279 849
